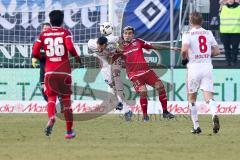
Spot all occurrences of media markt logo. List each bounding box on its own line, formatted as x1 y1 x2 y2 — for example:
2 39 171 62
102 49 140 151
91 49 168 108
144 49 161 65
134 0 167 29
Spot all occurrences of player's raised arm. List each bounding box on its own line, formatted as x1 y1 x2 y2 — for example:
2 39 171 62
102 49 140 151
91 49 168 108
137 37 180 52
151 43 181 52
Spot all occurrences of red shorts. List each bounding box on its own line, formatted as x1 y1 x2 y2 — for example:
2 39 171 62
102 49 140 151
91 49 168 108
131 70 160 93
44 73 72 97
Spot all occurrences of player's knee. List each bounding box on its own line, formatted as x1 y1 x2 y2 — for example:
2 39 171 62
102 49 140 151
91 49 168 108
109 82 114 88
155 81 164 90
156 85 165 95
206 98 215 104
188 94 197 102
139 91 148 97
112 69 120 77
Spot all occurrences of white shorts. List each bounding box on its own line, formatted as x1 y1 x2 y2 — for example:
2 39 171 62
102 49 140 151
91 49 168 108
186 64 214 93
101 63 112 85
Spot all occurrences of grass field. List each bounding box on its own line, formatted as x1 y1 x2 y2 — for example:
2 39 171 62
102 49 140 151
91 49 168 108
0 114 240 160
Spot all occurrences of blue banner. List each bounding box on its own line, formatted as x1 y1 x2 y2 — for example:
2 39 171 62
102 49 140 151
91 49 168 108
122 0 180 41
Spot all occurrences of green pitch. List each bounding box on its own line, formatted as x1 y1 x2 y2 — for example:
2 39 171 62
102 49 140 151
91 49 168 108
0 114 239 160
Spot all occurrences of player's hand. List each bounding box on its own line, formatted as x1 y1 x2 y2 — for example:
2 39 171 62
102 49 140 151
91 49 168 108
181 58 189 66
31 58 39 68
75 57 83 67
116 38 125 53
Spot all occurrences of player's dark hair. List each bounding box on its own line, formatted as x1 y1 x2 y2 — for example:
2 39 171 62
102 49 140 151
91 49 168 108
123 26 135 34
49 10 64 27
97 36 108 45
41 22 51 27
189 12 203 26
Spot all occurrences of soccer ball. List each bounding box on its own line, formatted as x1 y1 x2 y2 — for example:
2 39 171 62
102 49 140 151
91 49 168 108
100 22 113 36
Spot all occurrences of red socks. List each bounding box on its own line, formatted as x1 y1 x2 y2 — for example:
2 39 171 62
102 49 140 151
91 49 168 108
159 91 167 112
140 97 148 116
62 96 73 132
47 96 57 118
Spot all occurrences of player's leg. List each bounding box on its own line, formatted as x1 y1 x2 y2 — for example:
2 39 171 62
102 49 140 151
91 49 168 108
100 63 127 113
44 75 57 136
112 68 132 121
139 85 149 121
188 93 201 134
131 76 149 121
154 80 175 119
100 62 115 94
45 94 57 136
58 74 76 138
61 94 75 139
146 70 174 119
203 91 220 134
187 69 201 134
201 70 220 134
112 68 128 111
112 58 125 108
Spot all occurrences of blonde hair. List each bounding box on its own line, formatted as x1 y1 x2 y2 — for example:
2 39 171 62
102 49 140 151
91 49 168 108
189 12 203 26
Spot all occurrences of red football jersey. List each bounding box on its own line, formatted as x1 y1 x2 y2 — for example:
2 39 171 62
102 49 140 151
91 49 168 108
32 27 79 74
122 38 154 79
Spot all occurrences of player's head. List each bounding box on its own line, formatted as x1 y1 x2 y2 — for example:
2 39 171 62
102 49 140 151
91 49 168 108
123 26 135 43
189 12 203 27
41 22 51 32
97 36 108 52
49 10 64 27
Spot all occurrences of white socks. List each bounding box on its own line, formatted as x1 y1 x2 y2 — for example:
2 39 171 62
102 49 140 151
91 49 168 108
189 102 199 129
208 99 217 119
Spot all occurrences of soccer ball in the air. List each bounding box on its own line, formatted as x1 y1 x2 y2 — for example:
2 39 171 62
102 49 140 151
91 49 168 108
100 22 113 36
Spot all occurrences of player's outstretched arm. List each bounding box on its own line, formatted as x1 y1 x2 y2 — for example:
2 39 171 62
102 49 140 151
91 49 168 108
65 36 82 65
151 44 181 52
140 39 180 52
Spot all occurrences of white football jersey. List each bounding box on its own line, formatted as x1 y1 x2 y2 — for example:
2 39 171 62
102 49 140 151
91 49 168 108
87 35 121 85
182 27 218 65
87 35 120 57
